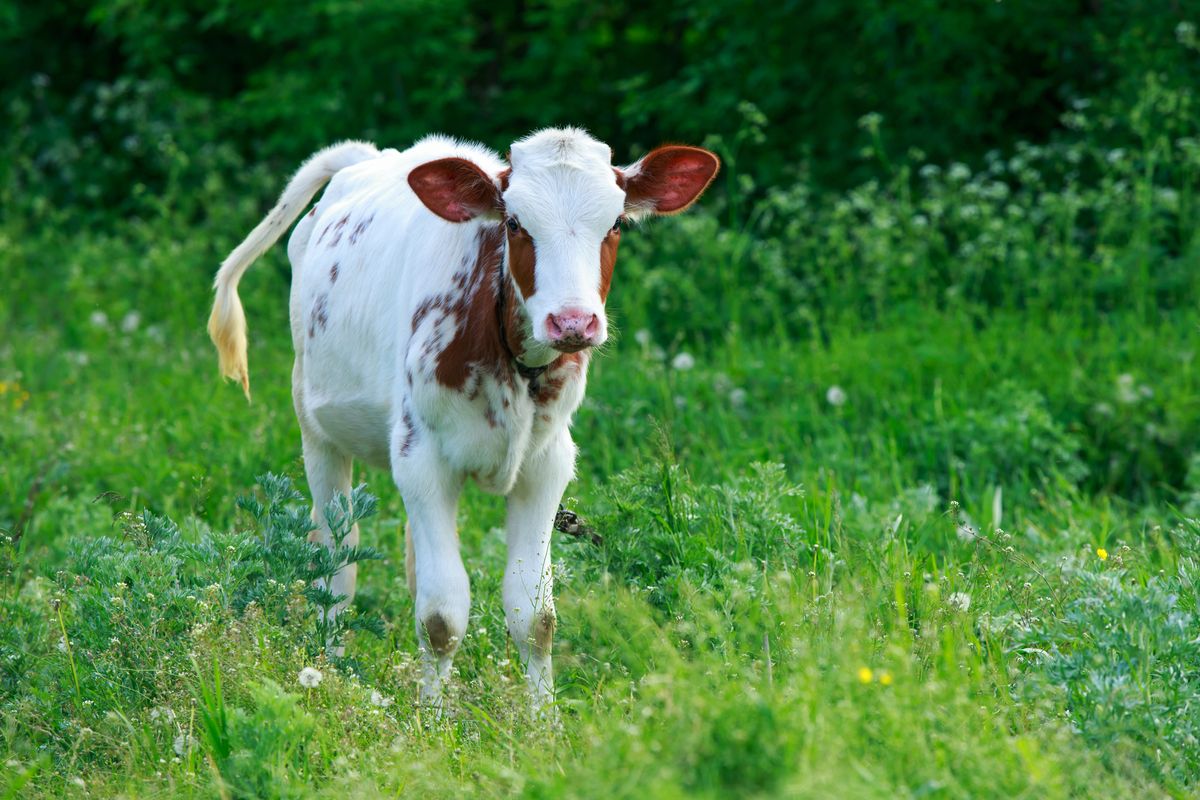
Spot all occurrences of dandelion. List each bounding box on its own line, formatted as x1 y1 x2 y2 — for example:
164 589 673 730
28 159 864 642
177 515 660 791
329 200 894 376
120 311 142 333
878 670 894 686
825 385 847 407
671 352 695 371
1096 547 1108 561
89 310 110 329
370 689 394 708
857 666 874 684
173 733 194 756
947 592 971 612
298 666 323 688
729 388 747 408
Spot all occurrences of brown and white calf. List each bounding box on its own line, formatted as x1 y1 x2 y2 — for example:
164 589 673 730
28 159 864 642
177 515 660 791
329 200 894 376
208 128 718 710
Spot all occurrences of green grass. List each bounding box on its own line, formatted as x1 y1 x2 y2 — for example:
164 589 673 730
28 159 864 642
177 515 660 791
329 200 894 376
4 120 1200 797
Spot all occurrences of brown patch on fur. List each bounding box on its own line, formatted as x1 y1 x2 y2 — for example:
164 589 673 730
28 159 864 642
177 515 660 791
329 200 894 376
533 608 556 654
505 224 537 299
349 214 374 245
433 226 524 392
422 613 456 655
398 405 418 458
328 214 351 247
532 352 587 405
308 293 329 338
600 228 620 300
484 405 499 428
329 262 339 284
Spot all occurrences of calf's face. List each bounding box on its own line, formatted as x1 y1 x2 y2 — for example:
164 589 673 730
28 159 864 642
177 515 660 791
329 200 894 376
408 129 718 363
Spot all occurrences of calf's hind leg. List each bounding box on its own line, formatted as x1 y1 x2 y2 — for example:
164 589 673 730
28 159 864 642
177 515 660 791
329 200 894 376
301 432 359 655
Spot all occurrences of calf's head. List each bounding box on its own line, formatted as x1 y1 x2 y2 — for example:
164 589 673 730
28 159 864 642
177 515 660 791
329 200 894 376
408 128 719 364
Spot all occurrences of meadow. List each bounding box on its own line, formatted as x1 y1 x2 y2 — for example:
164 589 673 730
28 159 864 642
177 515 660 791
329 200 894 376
4 7 1200 797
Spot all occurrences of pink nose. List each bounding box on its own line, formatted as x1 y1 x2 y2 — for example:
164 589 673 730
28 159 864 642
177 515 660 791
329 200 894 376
545 308 601 350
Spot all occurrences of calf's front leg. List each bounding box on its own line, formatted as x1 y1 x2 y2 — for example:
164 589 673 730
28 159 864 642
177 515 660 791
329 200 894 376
393 433 468 713
504 431 576 712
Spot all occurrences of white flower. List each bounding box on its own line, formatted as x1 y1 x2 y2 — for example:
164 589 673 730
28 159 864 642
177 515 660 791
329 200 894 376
671 352 695 371
370 689 393 708
947 592 972 612
298 666 323 688
173 733 194 756
89 310 110 329
634 329 651 347
948 162 971 181
57 637 68 653
120 311 141 333
729 388 747 408
70 776 86 789
1116 373 1139 404
825 385 847 407
1177 21 1197 47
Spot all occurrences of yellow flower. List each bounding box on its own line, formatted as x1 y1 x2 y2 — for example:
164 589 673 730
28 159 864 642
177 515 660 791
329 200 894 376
857 666 874 684
1096 547 1108 561
878 670 894 686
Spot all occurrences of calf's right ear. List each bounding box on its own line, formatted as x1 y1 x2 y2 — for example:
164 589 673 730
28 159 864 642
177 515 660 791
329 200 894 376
408 157 503 222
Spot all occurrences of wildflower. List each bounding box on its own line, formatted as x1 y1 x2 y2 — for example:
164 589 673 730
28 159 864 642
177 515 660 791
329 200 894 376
947 592 971 612
89 310 110 329
857 112 883 133
370 689 393 708
298 666 323 688
173 733 194 756
826 385 847 407
729 388 747 408
857 666 874 684
1177 21 1197 47
671 352 695 371
1096 547 1108 561
120 311 142 333
948 162 971 181
57 637 68 653
878 670 894 686
70 777 86 789
1116 373 1139 404
634 329 651 347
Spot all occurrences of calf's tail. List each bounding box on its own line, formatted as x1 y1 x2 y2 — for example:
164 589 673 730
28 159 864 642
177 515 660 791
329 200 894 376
207 140 380 399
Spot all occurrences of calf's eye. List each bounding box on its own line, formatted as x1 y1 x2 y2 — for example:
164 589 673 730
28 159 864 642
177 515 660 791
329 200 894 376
506 218 520 233
611 218 623 233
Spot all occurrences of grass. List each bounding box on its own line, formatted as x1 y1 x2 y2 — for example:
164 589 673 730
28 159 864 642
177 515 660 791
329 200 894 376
3 116 1200 797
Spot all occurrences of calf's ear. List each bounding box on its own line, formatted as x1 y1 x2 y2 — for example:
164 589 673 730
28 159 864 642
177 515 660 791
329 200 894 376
619 146 720 220
408 157 503 222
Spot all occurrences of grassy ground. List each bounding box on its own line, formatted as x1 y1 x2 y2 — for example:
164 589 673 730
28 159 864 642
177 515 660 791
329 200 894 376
3 128 1200 798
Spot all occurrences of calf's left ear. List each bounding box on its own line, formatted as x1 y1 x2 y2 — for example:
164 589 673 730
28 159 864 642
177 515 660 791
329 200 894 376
619 146 720 220
408 157 503 222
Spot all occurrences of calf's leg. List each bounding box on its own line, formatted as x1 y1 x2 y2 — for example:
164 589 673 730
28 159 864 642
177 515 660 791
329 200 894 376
301 432 359 656
393 435 468 713
504 431 576 712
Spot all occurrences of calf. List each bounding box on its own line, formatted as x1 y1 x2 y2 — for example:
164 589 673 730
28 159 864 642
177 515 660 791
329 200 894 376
208 128 718 711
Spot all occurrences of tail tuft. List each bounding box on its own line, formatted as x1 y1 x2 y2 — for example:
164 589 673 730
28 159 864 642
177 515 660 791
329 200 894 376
208 140 379 401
